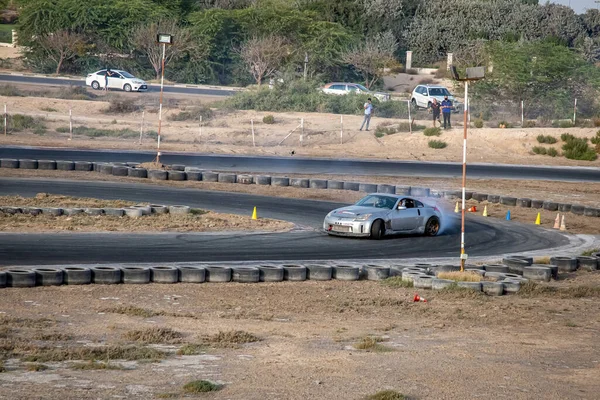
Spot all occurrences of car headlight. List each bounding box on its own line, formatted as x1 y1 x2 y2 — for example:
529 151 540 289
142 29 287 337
353 214 371 221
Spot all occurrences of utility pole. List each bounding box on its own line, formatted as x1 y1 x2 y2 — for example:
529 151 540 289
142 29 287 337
155 33 173 164
303 53 308 81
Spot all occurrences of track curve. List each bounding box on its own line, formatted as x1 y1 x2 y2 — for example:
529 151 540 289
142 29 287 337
0 178 571 266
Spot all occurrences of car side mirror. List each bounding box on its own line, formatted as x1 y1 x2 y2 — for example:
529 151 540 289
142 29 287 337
397 206 407 210
423 93 428 96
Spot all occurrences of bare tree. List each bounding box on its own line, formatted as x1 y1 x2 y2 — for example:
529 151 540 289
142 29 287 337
342 31 398 89
239 35 289 87
132 19 197 80
37 30 85 75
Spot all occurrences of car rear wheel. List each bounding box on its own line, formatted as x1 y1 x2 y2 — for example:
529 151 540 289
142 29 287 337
370 219 385 240
411 98 417 108
91 81 100 90
425 217 440 236
123 84 132 92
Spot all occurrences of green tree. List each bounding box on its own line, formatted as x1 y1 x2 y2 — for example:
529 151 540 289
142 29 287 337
342 31 397 89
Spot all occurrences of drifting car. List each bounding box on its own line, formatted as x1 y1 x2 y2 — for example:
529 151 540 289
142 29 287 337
323 194 441 239
86 69 148 92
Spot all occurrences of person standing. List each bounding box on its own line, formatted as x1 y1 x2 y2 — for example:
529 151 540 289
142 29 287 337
430 98 441 128
441 95 453 129
104 68 112 91
359 98 373 131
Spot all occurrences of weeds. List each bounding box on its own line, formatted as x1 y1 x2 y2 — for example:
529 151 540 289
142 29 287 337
365 391 406 400
0 114 47 133
32 333 71 341
532 146 547 155
533 257 551 264
104 97 140 114
474 119 484 128
437 271 481 282
0 85 24 97
518 282 600 298
537 134 557 144
25 363 48 372
262 114 275 124
40 107 58 112
56 126 158 139
123 327 183 344
381 277 413 288
183 380 221 393
428 140 447 149
177 344 205 356
16 344 166 362
201 330 260 348
423 127 441 136
523 120 536 128
547 148 559 157
101 305 197 319
498 121 512 128
167 106 213 122
353 336 393 352
581 248 599 256
70 360 125 370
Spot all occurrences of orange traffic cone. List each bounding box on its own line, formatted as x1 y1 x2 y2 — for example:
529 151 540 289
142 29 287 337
560 215 566 231
413 293 427 303
468 206 477 212
553 213 560 229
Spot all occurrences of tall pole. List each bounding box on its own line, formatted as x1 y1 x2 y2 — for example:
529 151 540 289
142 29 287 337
69 108 73 141
407 101 412 134
460 81 468 272
156 42 166 164
3 104 6 136
139 110 145 145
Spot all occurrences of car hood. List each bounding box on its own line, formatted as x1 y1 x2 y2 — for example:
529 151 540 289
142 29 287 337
330 206 387 217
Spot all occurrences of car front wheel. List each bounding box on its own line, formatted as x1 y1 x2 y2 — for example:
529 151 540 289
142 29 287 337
425 217 440 236
91 81 100 90
370 219 385 240
123 84 132 92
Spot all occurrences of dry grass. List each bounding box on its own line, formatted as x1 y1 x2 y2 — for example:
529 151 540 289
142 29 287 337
0 193 135 208
13 343 166 363
201 330 260 348
183 380 222 393
32 333 71 341
25 363 48 372
70 360 125 370
518 282 600 298
437 271 482 282
381 277 414 288
123 327 183 344
0 361 4 373
353 336 393 353
365 391 406 400
581 248 599 256
534 257 551 264
102 305 198 320
0 316 54 330
176 343 205 356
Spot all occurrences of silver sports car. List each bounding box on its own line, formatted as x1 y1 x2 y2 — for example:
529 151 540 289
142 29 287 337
323 194 442 239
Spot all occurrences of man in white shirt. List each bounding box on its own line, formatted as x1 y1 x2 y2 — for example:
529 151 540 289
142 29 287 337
359 98 373 131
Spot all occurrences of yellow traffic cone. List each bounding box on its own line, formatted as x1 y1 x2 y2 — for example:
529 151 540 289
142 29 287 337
454 202 459 213
535 212 541 225
553 213 560 229
560 215 566 231
482 206 488 217
251 206 257 220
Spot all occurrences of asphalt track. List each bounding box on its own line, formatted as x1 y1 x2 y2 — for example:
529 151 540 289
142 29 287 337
0 74 237 97
2 146 600 182
0 178 571 266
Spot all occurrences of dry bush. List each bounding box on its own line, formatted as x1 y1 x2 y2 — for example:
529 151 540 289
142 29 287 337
176 344 205 356
201 330 260 348
32 333 71 341
183 380 221 393
25 363 48 372
353 336 393 352
381 277 413 288
437 271 481 282
123 327 183 344
365 391 406 400
518 282 600 298
70 361 125 370
16 344 166 363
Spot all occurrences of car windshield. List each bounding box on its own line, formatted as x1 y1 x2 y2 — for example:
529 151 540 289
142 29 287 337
354 84 369 92
355 195 396 209
429 88 451 96
119 71 135 78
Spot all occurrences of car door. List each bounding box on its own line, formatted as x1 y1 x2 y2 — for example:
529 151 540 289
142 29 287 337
390 199 420 231
331 84 346 95
108 72 123 89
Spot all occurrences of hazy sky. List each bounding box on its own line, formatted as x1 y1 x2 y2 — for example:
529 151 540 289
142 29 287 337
550 0 598 13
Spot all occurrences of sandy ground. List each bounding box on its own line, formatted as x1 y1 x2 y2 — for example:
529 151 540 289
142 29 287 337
0 92 599 167
0 272 599 400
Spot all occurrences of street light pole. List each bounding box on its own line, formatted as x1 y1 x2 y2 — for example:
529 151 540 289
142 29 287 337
303 53 308 81
155 33 174 165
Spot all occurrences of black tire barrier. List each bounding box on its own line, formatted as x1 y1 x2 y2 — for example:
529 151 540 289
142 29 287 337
202 171 219 182
63 208 83 216
104 208 124 217
1 206 20 214
483 272 507 282
570 205 585 215
0 158 19 168
376 184 395 194
186 169 202 181
282 264 307 281
33 267 63 286
487 195 500 203
6 269 36 288
501 279 521 294
150 205 169 214
395 185 411 195
464 264 485 270
517 198 532 207
472 193 488 201
84 208 104 216
112 163 128 167
168 171 187 181
444 190 460 199
122 266 150 284
151 266 179 283
431 278 453 290
502 257 529 275
218 173 236 183
126 162 140 168
327 180 343 190
38 160 56 170
19 159 38 169
465 191 474 201
343 182 360 191
365 265 391 280
271 177 289 187
306 264 332 281
91 266 122 284
543 201 558 211
594 252 600 259
545 265 559 280
99 164 113 175
74 161 93 171
128 168 147 179
482 281 504 296
290 178 309 188
178 265 206 283
457 281 482 291
170 164 186 171
466 269 486 276
332 265 360 281
558 203 572 212
552 256 577 272
413 275 434 289
255 175 271 185
505 255 533 265
206 266 232 282
576 256 598 271
310 179 328 189
500 196 517 206
132 205 151 216
531 199 544 208
0 271 5 288
583 207 600 217
124 208 143 218
111 166 129 176
484 264 510 274
148 169 167 180
168 205 190 215
22 207 41 216
56 160 74 171
237 174 254 184
63 266 92 285
359 183 378 193
232 267 260 283
40 207 63 216
523 266 552 282
388 266 402 277
257 265 284 282
410 187 430 197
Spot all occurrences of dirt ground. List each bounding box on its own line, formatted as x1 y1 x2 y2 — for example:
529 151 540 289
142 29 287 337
0 194 292 233
1 92 600 167
0 272 599 400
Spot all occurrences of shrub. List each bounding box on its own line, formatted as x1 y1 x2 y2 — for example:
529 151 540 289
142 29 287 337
0 85 23 97
428 140 447 149
104 97 140 114
532 146 547 155
423 127 441 136
375 125 396 136
183 380 221 393
474 119 484 128
559 120 574 128
536 135 557 144
592 118 600 127
547 148 559 157
262 114 275 124
374 132 385 138
523 120 536 128
365 390 406 400
498 121 512 128
405 68 418 75
562 137 597 161
167 106 213 122
0 114 47 133
561 133 575 142
591 131 600 145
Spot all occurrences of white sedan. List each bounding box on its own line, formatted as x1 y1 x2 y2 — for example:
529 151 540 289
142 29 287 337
85 69 148 92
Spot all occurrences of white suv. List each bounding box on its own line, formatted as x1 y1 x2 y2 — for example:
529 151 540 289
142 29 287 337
411 85 460 112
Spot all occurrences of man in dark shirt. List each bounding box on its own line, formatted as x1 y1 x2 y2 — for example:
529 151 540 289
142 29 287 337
430 98 441 128
441 96 453 129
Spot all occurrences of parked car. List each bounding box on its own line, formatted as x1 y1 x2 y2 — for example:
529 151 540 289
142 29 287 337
323 194 442 240
321 82 390 102
411 84 460 112
86 69 148 92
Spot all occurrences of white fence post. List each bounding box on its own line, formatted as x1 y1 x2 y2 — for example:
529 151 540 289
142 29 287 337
340 115 343 144
69 108 73 141
3 104 6 136
300 118 304 146
139 111 145 145
199 115 202 138
406 51 413 71
251 119 255 147
573 98 577 125
407 101 412 134
521 100 524 126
